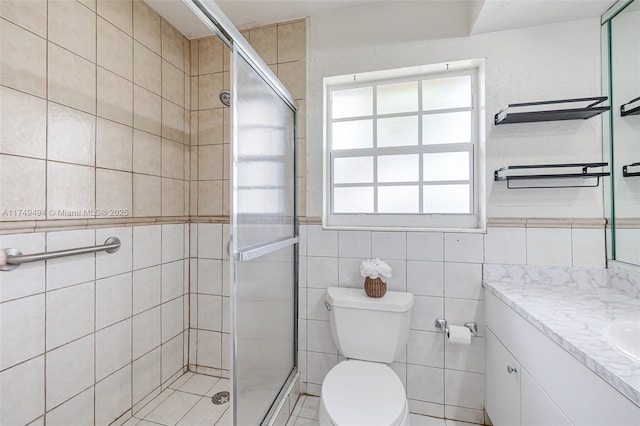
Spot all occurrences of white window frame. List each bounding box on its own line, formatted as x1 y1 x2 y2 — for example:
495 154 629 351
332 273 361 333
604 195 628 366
323 61 485 231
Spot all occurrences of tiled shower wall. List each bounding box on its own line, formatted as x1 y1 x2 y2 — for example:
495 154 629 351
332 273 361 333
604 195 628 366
297 222 606 424
0 0 191 220
188 19 307 377
188 223 230 377
0 224 189 425
188 18 307 217
0 1 193 424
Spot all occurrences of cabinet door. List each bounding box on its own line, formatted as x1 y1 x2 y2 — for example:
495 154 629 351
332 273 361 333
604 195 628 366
486 328 520 426
521 368 571 426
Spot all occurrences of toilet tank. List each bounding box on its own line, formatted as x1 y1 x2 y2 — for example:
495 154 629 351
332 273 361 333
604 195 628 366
326 287 414 364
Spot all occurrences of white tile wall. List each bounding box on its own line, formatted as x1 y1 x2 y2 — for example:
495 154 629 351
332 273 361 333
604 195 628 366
0 294 44 370
483 227 526 265
46 229 95 290
134 306 161 359
189 224 228 376
96 319 132 381
46 334 94 410
571 228 606 268
96 227 133 278
45 387 94 426
0 355 44 425
96 272 132 330
0 224 190 424
372 231 407 260
0 215 607 426
337 230 371 258
526 227 572 266
46 282 94 349
96 365 132 425
299 222 602 421
133 225 161 269
133 266 161 314
0 233 46 302
407 261 444 297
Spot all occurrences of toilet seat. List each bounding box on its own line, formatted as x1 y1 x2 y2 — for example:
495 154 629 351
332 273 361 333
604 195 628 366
320 360 408 426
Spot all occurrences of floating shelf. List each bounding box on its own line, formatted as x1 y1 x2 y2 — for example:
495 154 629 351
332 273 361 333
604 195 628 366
621 96 640 116
623 162 640 177
494 97 610 125
494 162 610 189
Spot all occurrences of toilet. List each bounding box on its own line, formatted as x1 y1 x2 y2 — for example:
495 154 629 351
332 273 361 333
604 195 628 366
319 287 414 426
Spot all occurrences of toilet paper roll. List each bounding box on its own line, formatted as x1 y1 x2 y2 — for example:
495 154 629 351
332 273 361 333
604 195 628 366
446 325 471 345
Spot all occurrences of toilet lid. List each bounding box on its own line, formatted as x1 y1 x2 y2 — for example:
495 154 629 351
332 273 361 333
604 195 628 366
321 360 406 426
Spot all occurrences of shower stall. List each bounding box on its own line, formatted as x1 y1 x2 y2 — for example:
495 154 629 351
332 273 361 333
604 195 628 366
0 0 299 424
187 1 300 423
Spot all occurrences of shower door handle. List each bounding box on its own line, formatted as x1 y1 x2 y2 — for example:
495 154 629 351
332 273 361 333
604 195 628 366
234 236 299 262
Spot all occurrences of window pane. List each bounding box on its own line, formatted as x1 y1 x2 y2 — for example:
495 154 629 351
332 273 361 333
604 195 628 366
423 152 470 181
334 157 373 184
378 154 419 183
423 184 470 213
378 186 419 213
332 120 373 150
422 75 472 110
334 187 374 213
377 116 418 147
422 112 471 144
332 87 373 119
377 81 418 114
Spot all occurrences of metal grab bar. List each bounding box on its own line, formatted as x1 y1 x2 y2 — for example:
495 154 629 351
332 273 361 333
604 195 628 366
0 237 121 272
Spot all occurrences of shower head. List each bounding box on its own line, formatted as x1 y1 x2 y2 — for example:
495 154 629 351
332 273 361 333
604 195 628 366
219 90 231 107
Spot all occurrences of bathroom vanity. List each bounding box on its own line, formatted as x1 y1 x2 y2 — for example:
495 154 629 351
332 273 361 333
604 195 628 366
484 279 640 425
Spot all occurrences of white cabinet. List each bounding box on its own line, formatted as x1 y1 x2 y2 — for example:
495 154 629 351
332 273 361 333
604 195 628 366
486 329 520 426
485 291 640 426
486 328 570 426
521 368 570 426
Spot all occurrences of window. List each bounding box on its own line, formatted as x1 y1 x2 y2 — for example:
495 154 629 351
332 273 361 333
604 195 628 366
324 64 482 229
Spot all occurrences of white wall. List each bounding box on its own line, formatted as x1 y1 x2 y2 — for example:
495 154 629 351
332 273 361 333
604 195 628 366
307 13 604 219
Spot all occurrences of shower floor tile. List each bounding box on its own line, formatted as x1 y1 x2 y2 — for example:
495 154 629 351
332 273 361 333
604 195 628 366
125 373 230 426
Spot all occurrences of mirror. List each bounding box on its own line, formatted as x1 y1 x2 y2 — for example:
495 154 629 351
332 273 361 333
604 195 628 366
602 0 640 267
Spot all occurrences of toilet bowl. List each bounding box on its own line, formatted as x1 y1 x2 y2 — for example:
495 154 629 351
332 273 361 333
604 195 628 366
319 360 409 426
320 288 414 426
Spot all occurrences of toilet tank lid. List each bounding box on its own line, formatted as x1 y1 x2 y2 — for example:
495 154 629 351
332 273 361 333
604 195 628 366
327 287 414 312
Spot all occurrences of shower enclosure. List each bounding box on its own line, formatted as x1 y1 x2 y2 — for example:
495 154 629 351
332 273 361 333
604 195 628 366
187 1 299 424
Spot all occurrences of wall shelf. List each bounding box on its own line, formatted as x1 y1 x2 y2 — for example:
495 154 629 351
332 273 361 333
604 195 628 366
623 162 640 177
494 162 610 189
494 97 610 125
621 96 640 116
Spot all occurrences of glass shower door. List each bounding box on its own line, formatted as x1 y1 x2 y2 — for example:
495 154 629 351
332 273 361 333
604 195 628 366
230 47 297 425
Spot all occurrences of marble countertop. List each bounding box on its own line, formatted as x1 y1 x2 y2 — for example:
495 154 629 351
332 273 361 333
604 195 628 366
483 280 640 407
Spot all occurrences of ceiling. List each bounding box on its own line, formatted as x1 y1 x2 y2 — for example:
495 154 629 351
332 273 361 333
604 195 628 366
145 0 616 40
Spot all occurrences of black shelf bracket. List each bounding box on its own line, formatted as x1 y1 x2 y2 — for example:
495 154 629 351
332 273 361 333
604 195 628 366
494 162 610 189
494 97 610 125
621 96 640 116
623 162 640 177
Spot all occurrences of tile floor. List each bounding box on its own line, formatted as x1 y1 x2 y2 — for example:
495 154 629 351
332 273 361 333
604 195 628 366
123 373 231 426
124 373 481 426
286 395 483 426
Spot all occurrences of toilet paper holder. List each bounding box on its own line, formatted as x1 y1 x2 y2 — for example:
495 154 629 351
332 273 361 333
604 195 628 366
434 318 478 337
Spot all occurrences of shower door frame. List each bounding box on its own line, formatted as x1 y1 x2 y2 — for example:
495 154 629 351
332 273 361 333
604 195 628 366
182 0 299 424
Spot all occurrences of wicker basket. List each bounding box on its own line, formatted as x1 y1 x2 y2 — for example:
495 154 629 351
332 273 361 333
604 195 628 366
364 277 387 298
